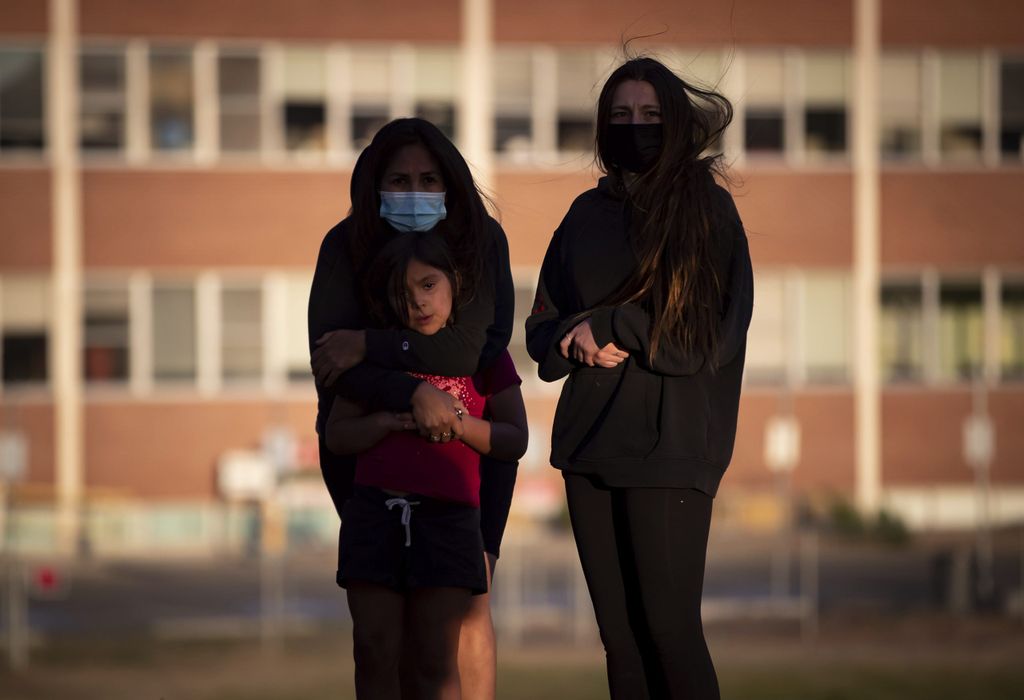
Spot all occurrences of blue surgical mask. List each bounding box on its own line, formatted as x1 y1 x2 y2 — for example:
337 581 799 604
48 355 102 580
379 191 447 232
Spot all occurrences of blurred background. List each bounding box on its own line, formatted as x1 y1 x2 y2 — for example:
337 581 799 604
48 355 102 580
1 0 1023 698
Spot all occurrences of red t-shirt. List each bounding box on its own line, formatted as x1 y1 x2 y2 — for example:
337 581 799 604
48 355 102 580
354 350 521 506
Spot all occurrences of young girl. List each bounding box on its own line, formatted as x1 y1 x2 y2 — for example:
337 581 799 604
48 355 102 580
326 231 527 700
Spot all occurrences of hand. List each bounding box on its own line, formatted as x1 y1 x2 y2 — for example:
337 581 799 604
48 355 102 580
559 319 629 368
411 383 460 443
379 412 417 432
311 330 366 387
450 400 467 439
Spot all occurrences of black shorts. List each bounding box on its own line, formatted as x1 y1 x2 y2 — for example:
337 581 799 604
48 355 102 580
338 486 488 595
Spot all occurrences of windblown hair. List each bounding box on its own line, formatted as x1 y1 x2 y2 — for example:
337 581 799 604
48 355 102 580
348 118 490 308
365 231 462 330
595 57 733 366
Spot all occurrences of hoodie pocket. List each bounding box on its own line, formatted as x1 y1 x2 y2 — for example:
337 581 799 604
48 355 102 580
556 363 661 462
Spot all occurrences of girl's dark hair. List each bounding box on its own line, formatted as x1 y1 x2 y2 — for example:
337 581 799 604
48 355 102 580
349 118 490 305
595 57 733 366
366 231 462 329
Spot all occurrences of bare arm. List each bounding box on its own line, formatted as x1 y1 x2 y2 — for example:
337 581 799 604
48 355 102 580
453 385 529 461
324 395 416 456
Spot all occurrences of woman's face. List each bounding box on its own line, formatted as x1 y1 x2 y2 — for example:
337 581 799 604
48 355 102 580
380 143 446 193
404 258 454 336
609 80 662 125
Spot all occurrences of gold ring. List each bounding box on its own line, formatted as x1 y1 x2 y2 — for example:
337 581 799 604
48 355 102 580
430 434 441 442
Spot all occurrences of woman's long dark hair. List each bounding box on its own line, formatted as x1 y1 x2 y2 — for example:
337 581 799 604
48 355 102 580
596 57 733 366
349 118 490 307
365 231 462 329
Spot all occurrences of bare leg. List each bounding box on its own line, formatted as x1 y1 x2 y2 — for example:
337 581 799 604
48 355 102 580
347 581 405 700
443 554 496 700
405 586 472 700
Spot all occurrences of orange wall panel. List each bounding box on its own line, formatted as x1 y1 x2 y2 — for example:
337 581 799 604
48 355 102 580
80 0 460 41
733 171 853 267
882 389 1024 486
882 0 1024 48
0 169 52 268
85 399 318 500
495 0 853 46
728 391 856 492
494 169 599 268
0 1 47 34
9 403 56 490
83 169 349 268
881 172 1024 268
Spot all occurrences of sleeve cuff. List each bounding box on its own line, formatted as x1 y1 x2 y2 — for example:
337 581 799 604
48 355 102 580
588 307 616 348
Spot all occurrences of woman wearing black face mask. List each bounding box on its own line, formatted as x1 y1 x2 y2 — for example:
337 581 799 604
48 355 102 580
526 57 754 700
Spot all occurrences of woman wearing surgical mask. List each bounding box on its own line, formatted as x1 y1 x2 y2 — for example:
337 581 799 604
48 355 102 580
526 58 754 700
308 118 516 699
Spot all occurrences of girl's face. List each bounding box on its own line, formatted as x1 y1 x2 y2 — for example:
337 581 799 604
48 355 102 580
404 258 454 335
381 143 445 193
609 80 662 124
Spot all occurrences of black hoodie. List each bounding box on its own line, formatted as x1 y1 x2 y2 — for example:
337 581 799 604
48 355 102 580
525 176 753 496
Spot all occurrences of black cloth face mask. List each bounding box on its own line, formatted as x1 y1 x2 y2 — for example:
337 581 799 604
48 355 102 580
605 123 663 173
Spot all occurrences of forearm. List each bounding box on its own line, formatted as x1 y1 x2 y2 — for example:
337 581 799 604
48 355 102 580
325 412 392 455
458 416 528 461
332 362 422 412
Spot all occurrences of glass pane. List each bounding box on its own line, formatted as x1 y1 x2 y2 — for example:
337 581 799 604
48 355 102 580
84 286 129 382
804 53 847 156
1000 59 1024 161
353 107 390 151
494 49 532 113
939 53 982 160
0 48 45 150
556 50 595 152
153 285 196 381
745 110 784 153
218 53 261 153
880 282 924 383
746 272 786 384
149 48 194 151
283 48 326 153
1 275 49 384
351 47 391 102
222 287 262 381
803 273 849 384
881 53 921 159
1002 282 1024 381
80 51 126 150
938 280 983 382
286 275 312 382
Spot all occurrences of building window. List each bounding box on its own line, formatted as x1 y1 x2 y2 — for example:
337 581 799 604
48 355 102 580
880 53 922 160
0 47 45 152
221 285 262 383
556 50 596 153
1000 58 1024 161
149 47 194 152
938 53 983 161
84 285 129 383
152 283 196 382
218 50 262 154
745 271 786 384
286 274 312 382
803 52 847 158
880 282 924 383
1002 281 1024 381
1 276 49 385
351 47 391 152
744 51 785 156
802 273 849 384
282 47 326 154
937 280 983 382
80 48 126 151
414 47 457 140
494 49 533 156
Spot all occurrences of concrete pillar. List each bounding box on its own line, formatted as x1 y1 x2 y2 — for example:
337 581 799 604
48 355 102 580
459 0 495 195
852 0 882 513
49 0 84 553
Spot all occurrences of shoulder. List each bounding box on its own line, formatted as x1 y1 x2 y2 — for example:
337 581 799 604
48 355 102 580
317 216 355 261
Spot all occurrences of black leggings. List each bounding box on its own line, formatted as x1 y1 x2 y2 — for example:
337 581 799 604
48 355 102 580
564 473 719 700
